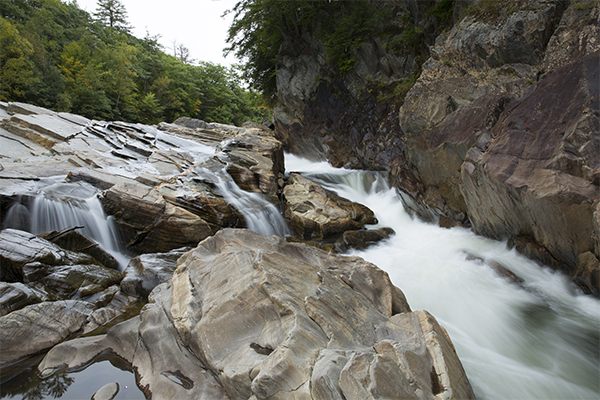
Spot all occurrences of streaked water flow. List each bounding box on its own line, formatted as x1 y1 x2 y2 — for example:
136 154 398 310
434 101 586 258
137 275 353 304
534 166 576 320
2 179 129 270
286 153 600 400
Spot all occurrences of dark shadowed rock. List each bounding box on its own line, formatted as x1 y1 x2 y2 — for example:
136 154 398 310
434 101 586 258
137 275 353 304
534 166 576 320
39 229 474 400
334 228 395 253
39 228 120 270
0 229 100 283
0 282 42 317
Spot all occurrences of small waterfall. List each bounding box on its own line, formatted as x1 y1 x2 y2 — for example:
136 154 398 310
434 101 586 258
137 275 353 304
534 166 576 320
2 180 129 270
192 164 290 237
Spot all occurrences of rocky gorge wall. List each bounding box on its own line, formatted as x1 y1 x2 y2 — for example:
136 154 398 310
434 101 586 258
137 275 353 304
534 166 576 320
272 0 600 295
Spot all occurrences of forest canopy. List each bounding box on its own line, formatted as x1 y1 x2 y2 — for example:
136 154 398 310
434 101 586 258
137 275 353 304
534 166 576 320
0 0 270 125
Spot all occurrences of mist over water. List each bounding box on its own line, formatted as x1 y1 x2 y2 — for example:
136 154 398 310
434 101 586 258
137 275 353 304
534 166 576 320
286 153 600 400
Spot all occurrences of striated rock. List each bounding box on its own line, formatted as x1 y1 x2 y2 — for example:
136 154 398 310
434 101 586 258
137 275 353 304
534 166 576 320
23 263 122 301
217 129 285 196
334 228 395 253
283 173 377 240
0 282 42 317
39 229 474 400
82 290 145 336
39 228 120 270
0 300 93 375
100 180 212 254
0 228 121 300
461 53 599 281
0 228 99 283
120 247 189 299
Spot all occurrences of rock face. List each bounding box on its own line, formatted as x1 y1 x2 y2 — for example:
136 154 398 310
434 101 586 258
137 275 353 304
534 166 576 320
0 102 285 255
283 173 377 240
272 0 600 293
38 229 475 400
0 300 93 380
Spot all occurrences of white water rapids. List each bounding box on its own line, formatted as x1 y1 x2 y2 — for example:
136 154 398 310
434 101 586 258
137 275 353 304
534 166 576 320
286 154 600 400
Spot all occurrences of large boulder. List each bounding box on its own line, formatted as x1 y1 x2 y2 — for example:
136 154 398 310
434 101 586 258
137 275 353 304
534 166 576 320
39 229 475 400
283 173 377 240
120 247 189 299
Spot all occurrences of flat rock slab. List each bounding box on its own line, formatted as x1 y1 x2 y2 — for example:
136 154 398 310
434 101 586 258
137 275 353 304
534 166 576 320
11 114 83 142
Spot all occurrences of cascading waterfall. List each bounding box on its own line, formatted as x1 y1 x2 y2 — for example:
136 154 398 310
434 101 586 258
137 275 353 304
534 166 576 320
217 178 291 237
2 180 129 270
285 153 600 400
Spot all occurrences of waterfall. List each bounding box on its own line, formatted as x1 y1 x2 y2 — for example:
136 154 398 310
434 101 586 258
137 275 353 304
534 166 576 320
217 179 290 237
286 153 600 400
2 180 129 270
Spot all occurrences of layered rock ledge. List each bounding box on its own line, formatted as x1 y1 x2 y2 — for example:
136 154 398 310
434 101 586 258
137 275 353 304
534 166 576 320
39 229 476 400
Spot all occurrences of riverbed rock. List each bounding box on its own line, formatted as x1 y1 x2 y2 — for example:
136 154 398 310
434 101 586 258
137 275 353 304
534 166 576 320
0 228 99 283
0 300 93 376
120 247 189 299
283 173 377 240
334 228 395 253
38 228 120 270
100 180 212 254
0 282 42 316
39 229 474 400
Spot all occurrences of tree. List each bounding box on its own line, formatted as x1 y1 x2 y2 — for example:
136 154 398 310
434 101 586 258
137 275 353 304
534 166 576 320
0 17 38 100
93 0 130 31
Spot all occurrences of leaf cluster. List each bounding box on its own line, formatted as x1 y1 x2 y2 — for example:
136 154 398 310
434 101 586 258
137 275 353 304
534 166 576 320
0 0 270 125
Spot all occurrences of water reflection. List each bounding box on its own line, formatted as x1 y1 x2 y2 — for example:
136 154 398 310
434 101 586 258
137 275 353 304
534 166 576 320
0 358 145 400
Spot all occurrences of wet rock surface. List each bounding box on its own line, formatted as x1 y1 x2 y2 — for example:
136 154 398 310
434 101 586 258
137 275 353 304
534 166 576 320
283 173 377 240
271 0 600 292
39 229 475 400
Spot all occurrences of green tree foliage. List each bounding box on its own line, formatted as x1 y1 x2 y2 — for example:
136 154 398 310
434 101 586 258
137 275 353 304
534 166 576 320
0 0 269 125
93 0 130 31
0 17 38 100
225 0 398 99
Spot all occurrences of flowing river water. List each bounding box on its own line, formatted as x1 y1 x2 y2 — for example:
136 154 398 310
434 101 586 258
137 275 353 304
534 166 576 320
285 154 600 400
1 149 598 399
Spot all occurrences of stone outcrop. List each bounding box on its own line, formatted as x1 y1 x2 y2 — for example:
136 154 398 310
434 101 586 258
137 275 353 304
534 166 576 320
283 173 377 240
38 229 475 400
0 102 286 255
0 300 93 381
120 247 189 299
271 0 600 293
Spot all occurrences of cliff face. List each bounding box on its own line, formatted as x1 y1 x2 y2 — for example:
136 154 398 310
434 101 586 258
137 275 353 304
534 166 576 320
273 0 600 295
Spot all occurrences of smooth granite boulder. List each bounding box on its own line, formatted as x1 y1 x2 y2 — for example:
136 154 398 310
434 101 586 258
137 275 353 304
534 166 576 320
39 229 475 400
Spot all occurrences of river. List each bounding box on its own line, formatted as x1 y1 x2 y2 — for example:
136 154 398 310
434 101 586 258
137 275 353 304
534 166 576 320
1 150 598 399
286 153 600 400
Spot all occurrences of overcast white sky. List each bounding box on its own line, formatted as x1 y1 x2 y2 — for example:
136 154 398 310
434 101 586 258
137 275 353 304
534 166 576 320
75 0 238 66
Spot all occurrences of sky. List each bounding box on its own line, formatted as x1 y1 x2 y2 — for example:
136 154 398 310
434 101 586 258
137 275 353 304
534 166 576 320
75 0 239 66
